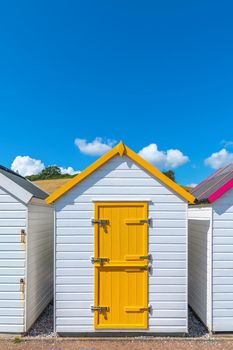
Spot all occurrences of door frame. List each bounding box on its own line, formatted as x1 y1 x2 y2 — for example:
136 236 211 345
93 201 149 329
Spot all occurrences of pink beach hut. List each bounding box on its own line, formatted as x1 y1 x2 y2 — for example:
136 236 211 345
188 164 233 332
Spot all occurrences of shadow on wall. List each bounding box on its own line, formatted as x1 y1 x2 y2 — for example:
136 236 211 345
212 186 233 215
55 156 148 210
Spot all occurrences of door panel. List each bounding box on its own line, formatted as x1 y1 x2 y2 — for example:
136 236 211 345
96 267 147 329
93 202 149 329
96 202 148 265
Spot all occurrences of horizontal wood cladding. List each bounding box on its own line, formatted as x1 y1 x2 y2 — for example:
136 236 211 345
55 156 188 334
212 188 233 332
0 186 27 333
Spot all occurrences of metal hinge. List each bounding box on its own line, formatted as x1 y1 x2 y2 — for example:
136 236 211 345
140 305 152 313
139 219 152 225
20 229 26 243
91 219 109 226
20 278 25 294
139 254 152 260
144 263 153 272
91 306 109 313
91 257 109 264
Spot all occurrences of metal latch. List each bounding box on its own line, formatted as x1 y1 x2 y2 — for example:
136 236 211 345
140 305 152 313
20 229 26 243
91 257 109 264
139 219 152 225
91 306 109 313
91 219 109 226
20 278 25 294
139 254 152 260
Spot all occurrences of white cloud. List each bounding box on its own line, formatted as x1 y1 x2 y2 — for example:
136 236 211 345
138 144 189 169
11 156 45 177
75 137 116 156
11 155 80 177
59 166 80 175
204 148 233 169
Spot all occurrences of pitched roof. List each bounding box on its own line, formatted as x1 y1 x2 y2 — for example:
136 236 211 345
46 141 195 204
191 164 233 203
0 165 48 200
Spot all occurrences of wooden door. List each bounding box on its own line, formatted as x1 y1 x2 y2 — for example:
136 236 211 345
93 202 149 329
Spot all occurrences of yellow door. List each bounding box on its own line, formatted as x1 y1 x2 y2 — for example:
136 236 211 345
93 202 149 329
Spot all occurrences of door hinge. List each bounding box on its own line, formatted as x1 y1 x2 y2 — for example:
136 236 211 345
140 305 152 313
20 278 25 294
91 306 109 313
20 229 26 243
91 219 109 227
143 263 152 272
139 218 152 225
91 257 109 265
139 254 152 261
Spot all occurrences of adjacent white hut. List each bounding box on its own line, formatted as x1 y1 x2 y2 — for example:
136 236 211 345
47 141 195 335
0 166 53 333
189 164 233 332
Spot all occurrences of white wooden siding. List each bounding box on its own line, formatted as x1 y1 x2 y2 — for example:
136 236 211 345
188 206 212 330
55 155 188 334
212 187 233 332
0 186 27 333
26 202 53 331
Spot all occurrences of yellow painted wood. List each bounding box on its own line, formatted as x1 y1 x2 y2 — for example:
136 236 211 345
124 267 147 272
125 255 142 261
117 140 126 157
46 142 195 204
125 307 146 312
94 202 148 329
125 219 145 224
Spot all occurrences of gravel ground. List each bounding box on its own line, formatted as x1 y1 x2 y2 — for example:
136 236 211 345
188 307 208 338
27 302 208 338
27 303 56 338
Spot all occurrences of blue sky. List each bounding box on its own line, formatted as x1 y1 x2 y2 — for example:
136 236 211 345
1 1 233 185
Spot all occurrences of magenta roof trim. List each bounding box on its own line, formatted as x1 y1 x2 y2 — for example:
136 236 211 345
191 164 232 195
198 171 233 200
192 164 233 203
208 178 233 203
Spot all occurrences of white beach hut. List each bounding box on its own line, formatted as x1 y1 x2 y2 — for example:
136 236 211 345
0 166 53 333
189 164 233 332
47 141 195 336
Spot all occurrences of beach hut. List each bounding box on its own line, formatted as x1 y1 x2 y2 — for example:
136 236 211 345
46 141 194 335
189 164 233 332
0 165 53 333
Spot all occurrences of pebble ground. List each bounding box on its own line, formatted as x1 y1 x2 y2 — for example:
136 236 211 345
2 305 233 350
27 302 209 338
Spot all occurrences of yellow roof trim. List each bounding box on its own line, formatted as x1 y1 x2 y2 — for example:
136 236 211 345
46 142 195 204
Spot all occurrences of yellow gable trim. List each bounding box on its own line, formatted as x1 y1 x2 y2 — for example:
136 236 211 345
124 145 195 204
46 142 195 204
